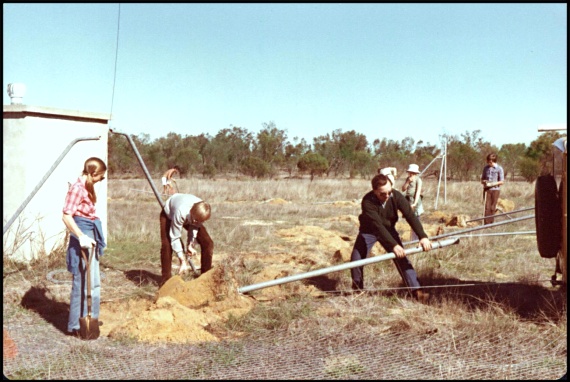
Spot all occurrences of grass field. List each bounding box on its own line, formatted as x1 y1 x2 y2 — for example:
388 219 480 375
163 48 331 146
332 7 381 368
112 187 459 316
3 176 566 379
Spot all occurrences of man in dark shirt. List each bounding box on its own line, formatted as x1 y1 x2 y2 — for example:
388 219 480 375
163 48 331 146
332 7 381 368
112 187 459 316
350 174 432 301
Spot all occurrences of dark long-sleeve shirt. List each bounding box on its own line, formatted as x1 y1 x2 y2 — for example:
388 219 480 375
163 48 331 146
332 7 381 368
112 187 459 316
358 189 428 251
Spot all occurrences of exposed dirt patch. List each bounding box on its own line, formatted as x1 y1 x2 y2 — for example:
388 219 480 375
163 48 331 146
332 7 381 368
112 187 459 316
106 267 254 344
23 205 450 345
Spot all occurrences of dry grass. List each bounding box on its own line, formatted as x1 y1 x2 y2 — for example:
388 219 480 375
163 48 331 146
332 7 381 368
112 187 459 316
104 176 564 320
3 176 566 379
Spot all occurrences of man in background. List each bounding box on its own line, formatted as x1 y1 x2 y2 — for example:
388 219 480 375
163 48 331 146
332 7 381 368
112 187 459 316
162 165 180 195
481 153 504 224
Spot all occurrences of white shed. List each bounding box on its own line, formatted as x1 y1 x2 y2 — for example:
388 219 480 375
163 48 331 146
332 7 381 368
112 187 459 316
3 86 110 263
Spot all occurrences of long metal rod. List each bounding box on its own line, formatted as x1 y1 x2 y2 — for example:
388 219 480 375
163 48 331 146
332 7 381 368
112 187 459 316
465 206 534 223
404 214 535 246
419 155 442 177
3 136 101 235
444 138 447 204
434 152 445 209
238 237 460 294
109 128 164 209
110 128 198 274
129 188 170 196
455 231 535 238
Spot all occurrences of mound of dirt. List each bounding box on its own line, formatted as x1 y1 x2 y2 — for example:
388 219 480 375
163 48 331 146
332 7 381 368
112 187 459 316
497 198 515 212
332 200 359 206
277 226 352 261
108 267 254 344
445 215 471 227
328 215 359 226
104 218 448 344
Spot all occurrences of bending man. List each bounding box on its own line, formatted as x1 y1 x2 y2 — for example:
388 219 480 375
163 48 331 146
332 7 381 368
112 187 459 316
159 193 214 285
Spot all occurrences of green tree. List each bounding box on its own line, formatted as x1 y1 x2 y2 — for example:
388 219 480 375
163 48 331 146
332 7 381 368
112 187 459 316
518 157 540 182
351 150 375 179
205 127 253 174
446 137 479 181
297 152 329 181
108 131 140 176
372 137 416 174
284 137 310 176
499 143 526 181
335 130 369 178
239 155 271 178
526 131 564 175
253 121 287 175
313 133 341 176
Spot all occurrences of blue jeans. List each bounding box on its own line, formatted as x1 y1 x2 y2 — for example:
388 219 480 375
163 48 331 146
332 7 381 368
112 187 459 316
66 233 101 332
350 232 420 291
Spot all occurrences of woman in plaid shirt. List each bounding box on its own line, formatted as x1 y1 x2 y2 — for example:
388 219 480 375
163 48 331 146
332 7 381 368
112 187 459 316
62 157 107 336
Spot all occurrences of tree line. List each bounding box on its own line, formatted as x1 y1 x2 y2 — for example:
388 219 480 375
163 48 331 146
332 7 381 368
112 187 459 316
108 121 565 182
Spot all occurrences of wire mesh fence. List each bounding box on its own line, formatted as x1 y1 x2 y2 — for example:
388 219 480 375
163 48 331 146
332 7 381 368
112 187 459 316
3 295 566 380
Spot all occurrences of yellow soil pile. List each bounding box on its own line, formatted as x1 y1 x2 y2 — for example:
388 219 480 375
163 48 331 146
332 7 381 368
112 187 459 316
332 200 359 206
108 267 254 344
497 198 515 212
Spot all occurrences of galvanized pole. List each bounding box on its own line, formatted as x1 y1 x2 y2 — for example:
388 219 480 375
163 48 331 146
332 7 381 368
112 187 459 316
465 206 534 223
238 237 460 294
444 137 447 204
419 155 441 177
109 128 198 274
455 231 535 238
404 214 534 246
435 146 445 210
109 128 164 209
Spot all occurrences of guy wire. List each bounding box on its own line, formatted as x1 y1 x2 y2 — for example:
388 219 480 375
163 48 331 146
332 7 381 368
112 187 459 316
109 4 121 119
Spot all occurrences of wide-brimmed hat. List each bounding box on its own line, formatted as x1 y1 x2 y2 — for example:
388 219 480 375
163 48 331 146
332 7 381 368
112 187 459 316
406 164 420 174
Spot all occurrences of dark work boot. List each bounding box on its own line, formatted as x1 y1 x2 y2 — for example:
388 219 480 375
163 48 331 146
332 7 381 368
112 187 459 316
414 289 431 304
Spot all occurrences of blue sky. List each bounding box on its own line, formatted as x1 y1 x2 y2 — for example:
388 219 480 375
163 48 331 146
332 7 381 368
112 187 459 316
3 3 567 149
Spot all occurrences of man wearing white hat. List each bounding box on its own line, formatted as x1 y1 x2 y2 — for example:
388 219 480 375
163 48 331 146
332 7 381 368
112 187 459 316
402 164 424 241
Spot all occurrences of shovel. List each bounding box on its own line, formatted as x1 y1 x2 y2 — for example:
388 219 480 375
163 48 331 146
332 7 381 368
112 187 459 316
79 246 100 340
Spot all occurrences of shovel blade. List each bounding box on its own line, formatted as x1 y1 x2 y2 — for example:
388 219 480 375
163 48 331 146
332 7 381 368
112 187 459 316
79 316 100 340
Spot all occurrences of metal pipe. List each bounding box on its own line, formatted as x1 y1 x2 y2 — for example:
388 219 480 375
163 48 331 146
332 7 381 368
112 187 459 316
455 231 535 238
109 128 164 209
435 152 445 209
444 138 447 204
129 188 169 196
3 136 101 235
419 156 442 177
238 237 460 294
404 214 535 246
110 128 198 274
465 206 534 223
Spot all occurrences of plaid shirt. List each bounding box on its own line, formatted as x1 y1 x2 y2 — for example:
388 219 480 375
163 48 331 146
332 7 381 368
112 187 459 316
62 177 98 219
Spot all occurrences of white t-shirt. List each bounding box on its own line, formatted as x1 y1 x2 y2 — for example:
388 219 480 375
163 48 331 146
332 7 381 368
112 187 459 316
163 193 203 254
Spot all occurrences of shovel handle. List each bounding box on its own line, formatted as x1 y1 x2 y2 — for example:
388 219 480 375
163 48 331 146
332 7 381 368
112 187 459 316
80 246 94 316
